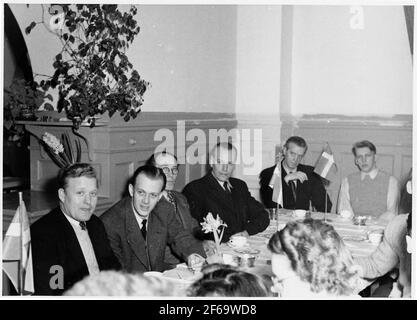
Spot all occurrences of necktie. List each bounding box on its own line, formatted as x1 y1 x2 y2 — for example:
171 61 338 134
79 221 87 231
289 180 297 203
223 181 231 194
141 219 147 240
167 191 178 214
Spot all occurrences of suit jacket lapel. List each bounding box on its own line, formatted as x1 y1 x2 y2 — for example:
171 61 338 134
54 209 89 277
146 211 165 270
125 204 150 270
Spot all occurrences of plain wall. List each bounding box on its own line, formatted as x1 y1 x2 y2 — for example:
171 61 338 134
288 5 413 116
9 4 237 113
235 5 282 116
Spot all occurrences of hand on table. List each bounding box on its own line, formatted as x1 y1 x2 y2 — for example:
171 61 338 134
202 240 217 256
187 253 205 272
284 172 308 184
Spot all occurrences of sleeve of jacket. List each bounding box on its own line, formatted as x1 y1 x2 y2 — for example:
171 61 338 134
93 217 121 271
354 217 402 279
242 182 270 235
259 167 277 209
100 213 125 270
309 169 332 212
183 182 206 223
31 226 62 295
166 206 207 260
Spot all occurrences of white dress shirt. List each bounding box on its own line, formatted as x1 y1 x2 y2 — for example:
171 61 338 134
63 212 100 276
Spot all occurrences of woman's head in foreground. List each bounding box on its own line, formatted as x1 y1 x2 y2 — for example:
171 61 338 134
64 271 175 296
268 219 359 296
187 263 271 297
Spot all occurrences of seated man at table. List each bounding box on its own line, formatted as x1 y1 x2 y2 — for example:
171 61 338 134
31 163 121 295
183 142 269 242
101 165 206 273
338 140 399 221
259 136 331 211
354 176 412 298
145 151 200 267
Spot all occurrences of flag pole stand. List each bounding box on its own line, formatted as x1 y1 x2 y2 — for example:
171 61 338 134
18 192 24 296
323 185 331 223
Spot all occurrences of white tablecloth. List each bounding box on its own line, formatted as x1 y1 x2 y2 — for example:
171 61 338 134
162 210 386 295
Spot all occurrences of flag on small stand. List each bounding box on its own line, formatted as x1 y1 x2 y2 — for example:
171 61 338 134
2 192 34 295
269 164 283 208
314 143 337 182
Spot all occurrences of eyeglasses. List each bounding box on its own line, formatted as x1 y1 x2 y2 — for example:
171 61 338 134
160 166 179 175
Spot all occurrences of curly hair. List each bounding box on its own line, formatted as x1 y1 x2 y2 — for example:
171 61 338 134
187 263 270 297
268 219 359 296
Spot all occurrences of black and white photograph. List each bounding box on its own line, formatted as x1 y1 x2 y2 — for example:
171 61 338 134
1 0 414 303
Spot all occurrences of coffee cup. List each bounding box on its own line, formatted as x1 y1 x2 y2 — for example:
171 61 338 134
340 210 353 219
237 254 256 268
222 253 239 266
369 232 383 244
229 235 247 247
293 209 307 219
268 208 277 220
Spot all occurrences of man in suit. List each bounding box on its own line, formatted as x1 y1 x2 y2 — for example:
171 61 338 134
259 136 331 212
31 163 120 295
183 142 269 242
146 151 201 267
101 165 206 273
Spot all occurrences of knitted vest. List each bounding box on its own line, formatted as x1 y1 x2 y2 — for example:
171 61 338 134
348 170 390 217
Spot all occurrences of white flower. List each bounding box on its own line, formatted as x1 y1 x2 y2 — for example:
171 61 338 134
200 212 227 234
42 132 64 154
49 12 65 32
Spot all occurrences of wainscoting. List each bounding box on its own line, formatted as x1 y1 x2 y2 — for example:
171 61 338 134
20 112 237 215
280 114 413 212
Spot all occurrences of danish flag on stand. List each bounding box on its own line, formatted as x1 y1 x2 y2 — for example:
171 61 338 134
269 165 283 207
314 143 337 182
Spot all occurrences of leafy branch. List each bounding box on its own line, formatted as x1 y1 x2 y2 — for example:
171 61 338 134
25 4 149 128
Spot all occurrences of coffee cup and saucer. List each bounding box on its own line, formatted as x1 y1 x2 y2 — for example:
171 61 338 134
227 235 248 249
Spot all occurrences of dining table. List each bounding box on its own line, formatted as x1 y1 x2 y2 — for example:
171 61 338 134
158 209 388 296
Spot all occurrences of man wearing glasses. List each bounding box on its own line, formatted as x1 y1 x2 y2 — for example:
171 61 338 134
101 165 206 273
146 151 201 267
259 136 331 212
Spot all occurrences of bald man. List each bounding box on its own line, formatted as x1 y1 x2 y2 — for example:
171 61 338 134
183 142 269 242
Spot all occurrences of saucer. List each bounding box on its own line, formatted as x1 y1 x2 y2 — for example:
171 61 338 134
233 247 261 255
227 241 248 249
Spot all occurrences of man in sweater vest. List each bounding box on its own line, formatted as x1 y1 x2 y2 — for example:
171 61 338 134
338 140 399 222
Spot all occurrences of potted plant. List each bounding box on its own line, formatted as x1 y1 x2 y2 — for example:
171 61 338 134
3 78 53 143
25 4 149 130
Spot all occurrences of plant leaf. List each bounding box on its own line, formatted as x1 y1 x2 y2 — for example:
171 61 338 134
75 138 82 162
61 132 74 164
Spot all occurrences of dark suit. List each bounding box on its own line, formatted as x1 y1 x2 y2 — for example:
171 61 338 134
259 162 332 212
183 173 269 242
100 197 206 273
164 190 200 268
31 207 120 295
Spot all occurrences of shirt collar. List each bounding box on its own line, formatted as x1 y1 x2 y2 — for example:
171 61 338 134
211 172 233 190
281 161 297 175
61 208 84 230
361 168 379 180
131 201 148 228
